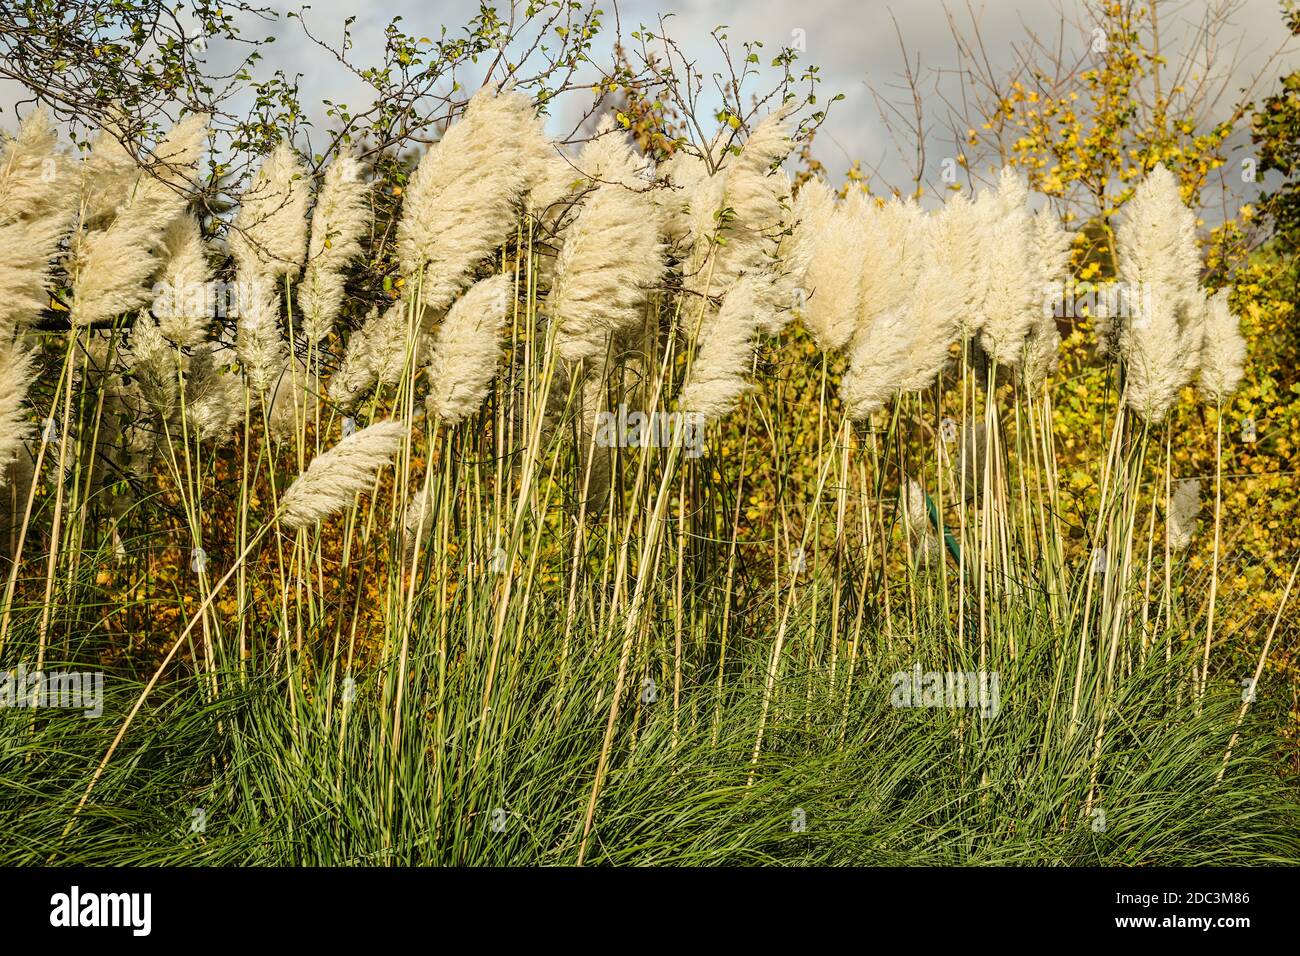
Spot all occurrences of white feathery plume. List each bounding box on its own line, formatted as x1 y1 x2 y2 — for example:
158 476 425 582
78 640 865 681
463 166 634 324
928 189 988 340
533 115 656 253
184 345 242 442
657 148 710 248
145 114 209 192
682 105 794 311
516 100 582 223
766 167 805 332
0 209 69 334
298 154 370 343
0 108 67 224
229 142 310 280
68 214 165 325
787 184 922 355
977 168 1040 365
0 109 74 335
235 274 287 396
1167 477 1201 551
780 177 831 284
1115 164 1204 422
575 115 653 187
523 144 581 224
838 195 965 419
279 420 406 529
0 342 35 487
78 113 138 226
550 165 665 364
1020 206 1073 388
840 197 957 418
426 274 511 422
1197 289 1246 404
839 306 914 419
328 301 417 406
679 274 774 422
784 178 859 350
669 127 739 250
126 313 180 413
396 87 538 312
857 193 927 332
151 214 211 346
68 114 208 326
266 354 318 439
894 221 967 392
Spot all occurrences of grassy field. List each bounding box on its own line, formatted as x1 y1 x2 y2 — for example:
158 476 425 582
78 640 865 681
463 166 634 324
0 89 1297 866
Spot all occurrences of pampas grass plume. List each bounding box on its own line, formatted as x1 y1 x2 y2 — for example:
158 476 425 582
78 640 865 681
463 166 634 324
0 342 35 486
978 168 1039 365
426 274 511 422
1197 289 1246 404
235 275 287 395
299 155 370 343
0 109 73 334
396 87 537 312
329 301 415 406
230 142 309 280
279 420 406 529
551 170 664 363
1168 478 1201 550
69 114 208 326
679 274 773 422
1020 206 1072 388
1116 164 1204 422
152 214 211 346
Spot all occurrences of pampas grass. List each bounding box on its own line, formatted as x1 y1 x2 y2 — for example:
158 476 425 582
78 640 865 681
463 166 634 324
839 306 914 419
426 274 511 422
152 214 212 346
279 419 406 529
329 302 415 407
0 109 72 334
184 345 243 441
1 100 1289 873
0 107 66 223
1115 164 1205 423
396 88 539 312
683 105 793 305
299 155 370 344
1019 206 1072 388
234 275 287 396
785 178 858 350
928 190 987 341
550 148 664 363
977 168 1039 366
0 342 34 484
679 274 773 421
68 114 207 326
1168 477 1201 550
1198 289 1246 403
229 142 310 280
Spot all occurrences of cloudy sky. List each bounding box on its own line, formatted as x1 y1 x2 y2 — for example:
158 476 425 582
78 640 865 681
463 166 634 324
5 0 1297 194
236 0 1297 188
